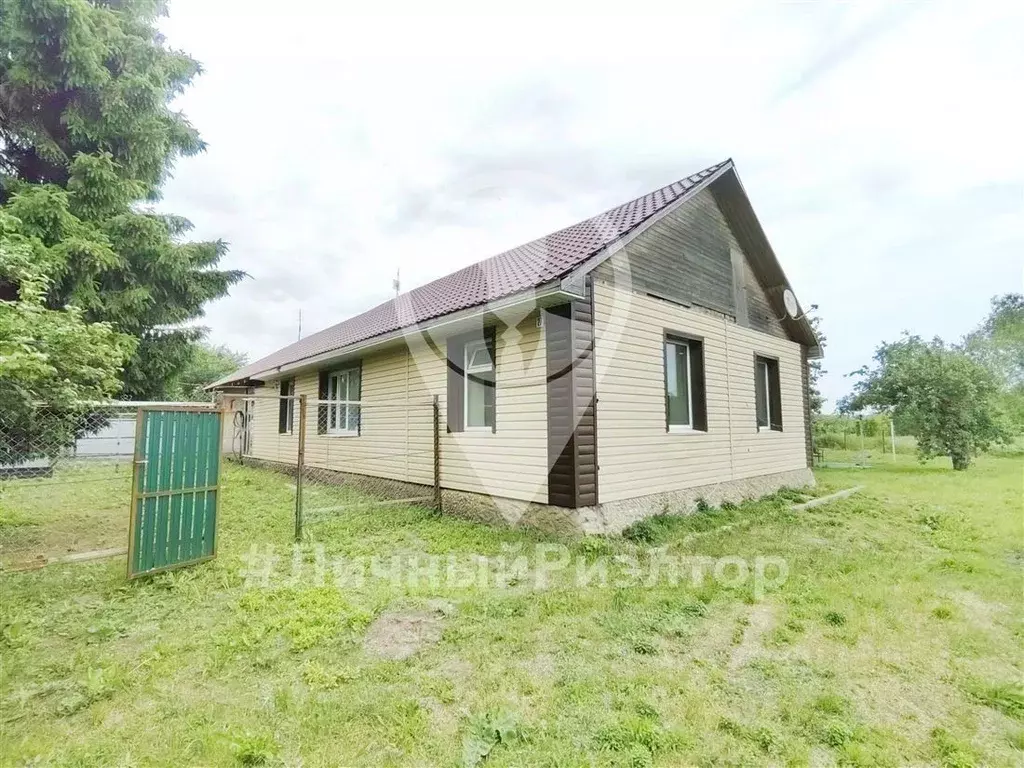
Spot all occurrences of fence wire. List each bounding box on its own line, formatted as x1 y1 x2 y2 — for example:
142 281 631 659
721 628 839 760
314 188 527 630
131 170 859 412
4 391 445 566
224 393 441 539
0 401 216 569
811 414 916 466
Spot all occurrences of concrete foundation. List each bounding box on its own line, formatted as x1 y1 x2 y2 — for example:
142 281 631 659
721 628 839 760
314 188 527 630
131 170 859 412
574 468 816 534
231 457 814 537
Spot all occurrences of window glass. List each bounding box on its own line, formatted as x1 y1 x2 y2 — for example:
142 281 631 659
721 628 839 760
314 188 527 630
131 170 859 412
464 339 494 428
467 345 492 371
279 379 294 433
328 367 361 435
665 340 691 427
755 358 770 429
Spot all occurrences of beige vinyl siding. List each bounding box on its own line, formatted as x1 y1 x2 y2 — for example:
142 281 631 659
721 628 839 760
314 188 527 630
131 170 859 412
243 313 548 503
593 279 807 503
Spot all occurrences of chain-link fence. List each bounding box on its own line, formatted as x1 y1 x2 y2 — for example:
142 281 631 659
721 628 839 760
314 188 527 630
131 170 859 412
223 393 441 540
811 414 917 466
0 401 216 570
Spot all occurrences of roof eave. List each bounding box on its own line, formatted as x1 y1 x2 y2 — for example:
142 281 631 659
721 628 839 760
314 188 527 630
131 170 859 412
207 280 580 389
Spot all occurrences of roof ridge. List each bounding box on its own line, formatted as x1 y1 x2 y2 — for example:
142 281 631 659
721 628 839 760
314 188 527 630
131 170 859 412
213 159 731 385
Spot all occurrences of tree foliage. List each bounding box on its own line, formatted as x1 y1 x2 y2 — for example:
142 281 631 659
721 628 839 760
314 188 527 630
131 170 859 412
168 342 247 402
961 293 1024 432
0 0 202 193
0 0 243 400
842 334 1010 470
806 305 827 415
0 209 135 462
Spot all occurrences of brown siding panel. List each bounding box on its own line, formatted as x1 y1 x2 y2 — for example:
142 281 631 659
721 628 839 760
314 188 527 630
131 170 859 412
572 287 599 507
546 304 575 507
544 286 600 509
446 337 466 433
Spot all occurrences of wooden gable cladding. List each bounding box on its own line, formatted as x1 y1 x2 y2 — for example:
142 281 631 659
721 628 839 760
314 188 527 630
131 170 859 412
545 282 599 508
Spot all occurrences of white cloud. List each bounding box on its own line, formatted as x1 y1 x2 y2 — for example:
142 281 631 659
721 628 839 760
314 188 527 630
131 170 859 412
159 1 1024 407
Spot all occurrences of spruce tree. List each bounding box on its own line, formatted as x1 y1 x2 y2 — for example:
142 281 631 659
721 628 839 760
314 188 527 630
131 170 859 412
1 0 243 399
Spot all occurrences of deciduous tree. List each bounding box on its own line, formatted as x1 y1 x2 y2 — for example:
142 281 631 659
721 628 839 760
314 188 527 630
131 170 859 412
168 342 248 401
0 210 135 462
842 334 1010 470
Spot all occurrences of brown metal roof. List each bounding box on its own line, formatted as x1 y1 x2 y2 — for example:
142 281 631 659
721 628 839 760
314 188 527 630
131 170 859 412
214 160 732 386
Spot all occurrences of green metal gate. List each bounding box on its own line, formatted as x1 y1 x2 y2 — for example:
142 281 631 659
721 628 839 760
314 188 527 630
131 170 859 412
128 406 223 578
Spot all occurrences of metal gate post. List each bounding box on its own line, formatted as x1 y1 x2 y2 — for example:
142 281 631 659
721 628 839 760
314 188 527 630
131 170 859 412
433 394 442 513
295 394 307 541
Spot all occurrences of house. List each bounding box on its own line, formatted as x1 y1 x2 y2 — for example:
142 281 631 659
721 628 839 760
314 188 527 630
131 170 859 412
211 159 821 533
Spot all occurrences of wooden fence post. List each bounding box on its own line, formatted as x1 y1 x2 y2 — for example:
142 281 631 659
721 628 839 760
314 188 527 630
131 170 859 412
295 394 307 541
433 394 442 513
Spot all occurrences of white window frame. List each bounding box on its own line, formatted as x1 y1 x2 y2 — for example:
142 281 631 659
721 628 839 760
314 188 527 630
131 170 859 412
665 338 695 433
327 367 361 437
756 357 771 432
464 338 493 431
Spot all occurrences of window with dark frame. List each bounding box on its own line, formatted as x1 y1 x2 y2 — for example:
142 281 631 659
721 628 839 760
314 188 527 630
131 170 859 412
664 334 707 432
755 355 783 432
278 378 294 434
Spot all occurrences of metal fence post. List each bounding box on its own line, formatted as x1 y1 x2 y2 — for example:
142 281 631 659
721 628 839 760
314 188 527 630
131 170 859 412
295 394 307 541
433 394 442 513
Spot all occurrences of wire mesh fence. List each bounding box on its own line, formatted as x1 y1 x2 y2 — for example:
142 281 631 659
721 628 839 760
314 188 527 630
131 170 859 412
224 393 441 540
811 414 917 466
1 391 441 570
0 401 217 569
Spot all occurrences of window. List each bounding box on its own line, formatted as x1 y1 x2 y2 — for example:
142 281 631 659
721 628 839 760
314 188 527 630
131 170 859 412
278 378 294 434
446 328 496 433
464 338 495 429
755 355 783 431
664 334 707 432
317 366 361 436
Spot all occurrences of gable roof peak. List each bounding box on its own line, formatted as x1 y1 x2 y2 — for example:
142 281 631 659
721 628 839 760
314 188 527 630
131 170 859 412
211 159 767 386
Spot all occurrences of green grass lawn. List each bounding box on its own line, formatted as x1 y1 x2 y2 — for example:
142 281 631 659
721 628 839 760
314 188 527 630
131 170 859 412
1 454 1022 766
0 463 133 569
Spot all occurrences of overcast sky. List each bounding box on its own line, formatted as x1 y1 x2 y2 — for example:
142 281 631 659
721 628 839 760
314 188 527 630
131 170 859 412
159 2 1022 409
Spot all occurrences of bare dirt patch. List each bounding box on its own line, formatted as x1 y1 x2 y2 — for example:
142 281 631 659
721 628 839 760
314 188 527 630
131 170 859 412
363 602 453 660
520 653 556 684
950 589 1004 630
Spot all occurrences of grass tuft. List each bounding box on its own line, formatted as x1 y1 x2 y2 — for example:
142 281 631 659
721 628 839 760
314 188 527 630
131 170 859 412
964 681 1024 721
823 610 847 627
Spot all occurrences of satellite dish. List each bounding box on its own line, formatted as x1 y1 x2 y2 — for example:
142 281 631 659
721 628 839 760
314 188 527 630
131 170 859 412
782 288 800 318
